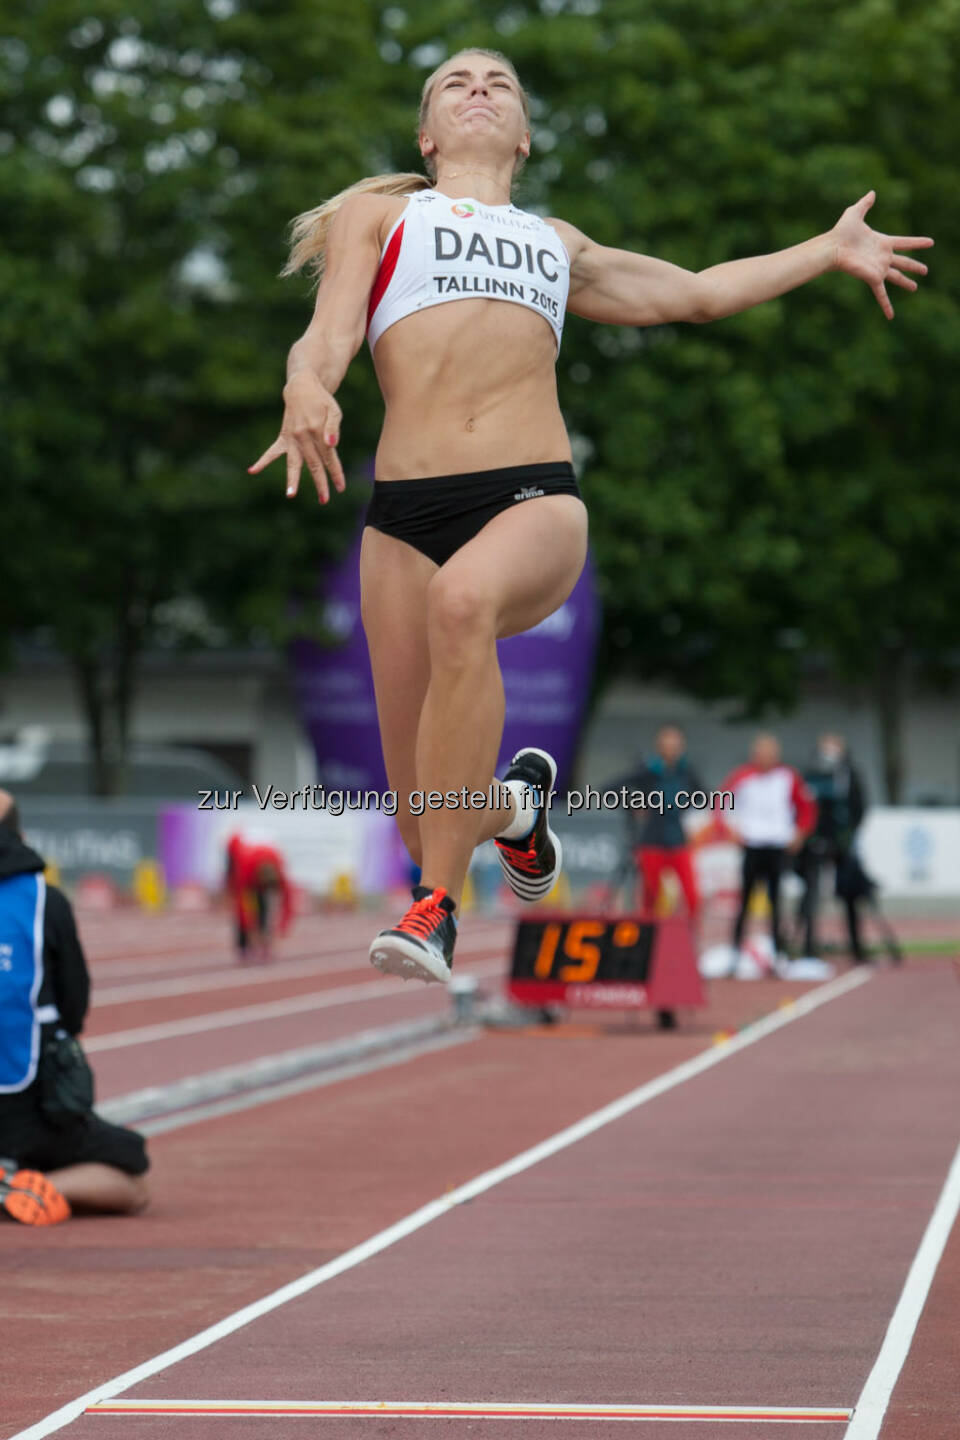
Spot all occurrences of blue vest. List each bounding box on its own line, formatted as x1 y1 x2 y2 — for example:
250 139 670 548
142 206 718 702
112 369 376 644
0 871 47 1092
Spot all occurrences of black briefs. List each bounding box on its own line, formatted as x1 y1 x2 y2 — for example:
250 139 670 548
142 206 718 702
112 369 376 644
363 461 582 568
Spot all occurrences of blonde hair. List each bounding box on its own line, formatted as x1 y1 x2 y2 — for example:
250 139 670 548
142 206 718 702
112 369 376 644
281 48 531 286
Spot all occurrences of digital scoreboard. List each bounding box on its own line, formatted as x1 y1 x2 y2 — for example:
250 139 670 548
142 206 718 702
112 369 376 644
508 914 704 1013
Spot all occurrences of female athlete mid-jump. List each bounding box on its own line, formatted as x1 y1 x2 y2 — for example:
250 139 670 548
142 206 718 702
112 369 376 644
250 47 931 985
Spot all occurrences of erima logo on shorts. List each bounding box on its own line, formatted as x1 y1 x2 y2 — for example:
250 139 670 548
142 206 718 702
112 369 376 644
451 202 476 218
514 485 545 501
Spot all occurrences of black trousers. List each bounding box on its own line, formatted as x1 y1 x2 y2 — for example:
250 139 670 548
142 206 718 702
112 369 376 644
0 1085 149 1176
733 846 785 955
797 849 865 961
235 884 276 951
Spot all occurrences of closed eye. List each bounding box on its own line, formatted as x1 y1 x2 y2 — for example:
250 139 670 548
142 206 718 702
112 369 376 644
443 77 514 90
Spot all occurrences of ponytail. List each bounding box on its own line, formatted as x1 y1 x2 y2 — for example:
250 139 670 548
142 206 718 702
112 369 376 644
281 172 433 286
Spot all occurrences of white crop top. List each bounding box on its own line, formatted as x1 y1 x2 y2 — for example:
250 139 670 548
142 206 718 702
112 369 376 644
366 189 570 353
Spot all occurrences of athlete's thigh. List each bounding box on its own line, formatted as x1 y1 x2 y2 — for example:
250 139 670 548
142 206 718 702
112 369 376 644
436 494 588 639
359 525 436 799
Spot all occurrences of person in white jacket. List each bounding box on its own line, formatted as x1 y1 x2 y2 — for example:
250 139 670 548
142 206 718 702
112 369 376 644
723 735 817 964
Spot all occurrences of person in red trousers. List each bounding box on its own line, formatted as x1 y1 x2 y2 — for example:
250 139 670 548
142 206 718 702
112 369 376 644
622 725 704 921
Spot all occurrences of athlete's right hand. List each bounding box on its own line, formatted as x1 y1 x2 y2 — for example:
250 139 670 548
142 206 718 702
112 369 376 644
247 372 346 505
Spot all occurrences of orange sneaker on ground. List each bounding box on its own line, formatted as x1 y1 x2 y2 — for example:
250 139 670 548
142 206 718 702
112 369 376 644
0 1168 71 1226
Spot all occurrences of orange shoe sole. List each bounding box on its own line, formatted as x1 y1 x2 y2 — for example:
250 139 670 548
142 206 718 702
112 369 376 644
0 1169 71 1226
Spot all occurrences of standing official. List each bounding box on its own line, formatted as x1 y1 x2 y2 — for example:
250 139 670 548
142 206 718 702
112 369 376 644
799 732 868 962
723 735 817 966
621 725 704 920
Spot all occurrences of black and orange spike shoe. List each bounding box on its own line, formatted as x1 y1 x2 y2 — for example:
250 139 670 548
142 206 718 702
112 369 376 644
0 1168 71 1226
369 886 457 984
494 747 562 902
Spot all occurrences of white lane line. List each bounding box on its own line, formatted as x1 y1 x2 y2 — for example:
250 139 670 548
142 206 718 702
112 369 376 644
844 1135 960 1439
84 956 505 1053
92 952 358 1004
86 931 404 981
83 932 389 982
92 932 509 1006
8 966 871 1440
87 1398 853 1422
87 922 510 983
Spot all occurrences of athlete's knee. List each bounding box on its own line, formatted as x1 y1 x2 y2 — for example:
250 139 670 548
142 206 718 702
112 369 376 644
426 573 496 653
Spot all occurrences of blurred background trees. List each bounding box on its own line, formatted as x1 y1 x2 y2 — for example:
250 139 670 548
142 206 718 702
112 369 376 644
2 0 958 796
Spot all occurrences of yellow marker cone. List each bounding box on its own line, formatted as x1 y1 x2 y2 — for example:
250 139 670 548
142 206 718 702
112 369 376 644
329 871 357 907
542 871 572 908
133 859 166 911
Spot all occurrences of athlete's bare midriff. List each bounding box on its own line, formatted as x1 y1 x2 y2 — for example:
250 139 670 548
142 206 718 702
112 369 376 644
368 201 573 481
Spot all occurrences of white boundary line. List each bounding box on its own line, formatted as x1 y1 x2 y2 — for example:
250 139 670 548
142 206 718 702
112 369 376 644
844 1135 960 1439
9 967 871 1440
86 920 509 982
92 951 378 1004
85 957 504 1053
93 932 506 1005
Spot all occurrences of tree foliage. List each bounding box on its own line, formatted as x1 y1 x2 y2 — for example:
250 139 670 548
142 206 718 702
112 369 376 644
3 0 958 796
2 0 387 789
375 0 960 795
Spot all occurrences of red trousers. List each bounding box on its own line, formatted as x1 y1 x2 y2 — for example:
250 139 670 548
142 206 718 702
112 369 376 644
635 845 700 917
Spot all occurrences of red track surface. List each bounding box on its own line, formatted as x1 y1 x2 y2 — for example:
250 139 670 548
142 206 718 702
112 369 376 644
2 907 958 1440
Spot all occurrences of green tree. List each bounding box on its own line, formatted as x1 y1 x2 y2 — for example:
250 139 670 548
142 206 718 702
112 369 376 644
5 0 958 799
1 0 388 791
370 0 960 794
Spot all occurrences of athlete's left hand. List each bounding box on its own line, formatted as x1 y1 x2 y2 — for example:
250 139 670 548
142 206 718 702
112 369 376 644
831 191 933 320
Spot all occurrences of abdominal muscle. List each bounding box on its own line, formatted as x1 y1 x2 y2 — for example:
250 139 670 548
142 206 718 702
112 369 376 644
371 298 572 480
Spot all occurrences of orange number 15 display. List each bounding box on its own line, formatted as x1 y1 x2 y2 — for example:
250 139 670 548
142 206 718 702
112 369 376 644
509 914 704 1013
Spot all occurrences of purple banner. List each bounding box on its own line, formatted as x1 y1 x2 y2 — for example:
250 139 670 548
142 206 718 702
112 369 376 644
290 529 600 795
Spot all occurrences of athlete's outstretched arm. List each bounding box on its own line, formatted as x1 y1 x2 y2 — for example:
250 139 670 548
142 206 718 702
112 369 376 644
555 191 932 329
248 193 387 504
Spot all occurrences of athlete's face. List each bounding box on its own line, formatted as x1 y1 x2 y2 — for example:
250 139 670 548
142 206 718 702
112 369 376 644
420 56 530 173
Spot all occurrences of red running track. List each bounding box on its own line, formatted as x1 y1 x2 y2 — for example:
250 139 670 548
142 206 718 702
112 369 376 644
79 909 511 1100
2 946 958 1440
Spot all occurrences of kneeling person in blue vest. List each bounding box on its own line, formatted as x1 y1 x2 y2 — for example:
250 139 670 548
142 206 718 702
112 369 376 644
0 791 149 1225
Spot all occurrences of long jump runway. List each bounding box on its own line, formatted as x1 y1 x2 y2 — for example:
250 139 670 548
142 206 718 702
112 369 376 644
12 961 959 1440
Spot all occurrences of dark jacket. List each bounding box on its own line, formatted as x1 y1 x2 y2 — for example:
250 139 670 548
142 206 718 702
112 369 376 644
803 758 866 855
616 756 705 849
0 828 89 1038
